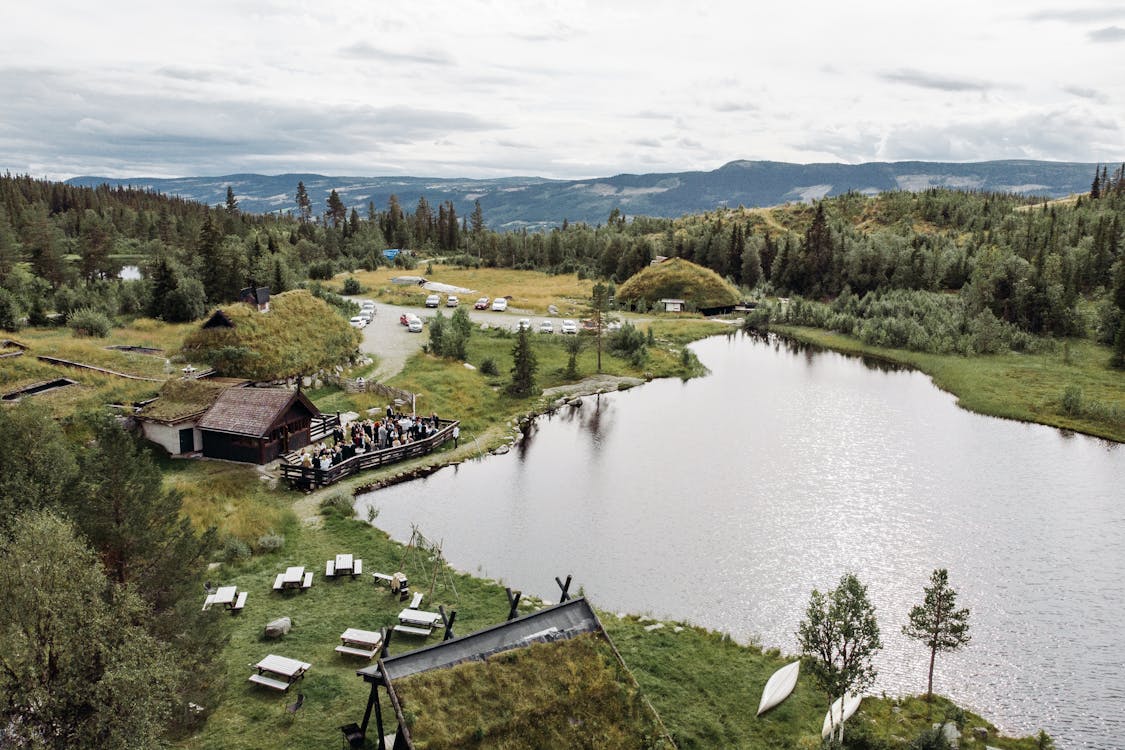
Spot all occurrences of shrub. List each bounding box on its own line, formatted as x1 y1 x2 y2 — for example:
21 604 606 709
1061 385 1083 416
479 357 498 376
67 308 112 337
342 277 364 295
320 492 355 518
256 532 285 553
909 726 951 750
220 535 251 562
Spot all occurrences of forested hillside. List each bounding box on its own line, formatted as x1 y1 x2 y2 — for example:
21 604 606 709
66 159 1099 228
3 168 1123 369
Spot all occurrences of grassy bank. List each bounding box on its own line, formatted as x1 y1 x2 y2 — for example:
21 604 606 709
180 510 1044 750
775 325 1125 443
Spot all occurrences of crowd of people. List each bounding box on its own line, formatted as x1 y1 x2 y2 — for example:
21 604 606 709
298 409 444 471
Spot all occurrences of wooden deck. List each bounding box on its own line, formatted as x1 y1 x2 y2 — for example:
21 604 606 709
279 419 459 488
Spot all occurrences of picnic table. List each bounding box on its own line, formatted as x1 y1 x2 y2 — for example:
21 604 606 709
273 566 313 591
202 585 247 612
335 627 383 659
249 654 311 691
326 554 363 579
398 608 442 627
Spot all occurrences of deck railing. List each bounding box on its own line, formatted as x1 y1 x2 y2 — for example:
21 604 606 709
280 419 459 488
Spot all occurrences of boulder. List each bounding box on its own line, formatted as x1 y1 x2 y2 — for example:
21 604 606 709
264 617 292 638
493 445 511 455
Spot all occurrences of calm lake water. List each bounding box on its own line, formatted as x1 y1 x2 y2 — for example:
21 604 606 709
357 332 1124 748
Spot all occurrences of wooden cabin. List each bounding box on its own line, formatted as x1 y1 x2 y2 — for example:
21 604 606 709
196 388 320 464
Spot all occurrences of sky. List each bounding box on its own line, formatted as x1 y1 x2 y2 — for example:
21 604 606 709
1 0 1124 181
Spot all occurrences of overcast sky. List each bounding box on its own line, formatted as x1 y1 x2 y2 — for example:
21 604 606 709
2 0 1124 180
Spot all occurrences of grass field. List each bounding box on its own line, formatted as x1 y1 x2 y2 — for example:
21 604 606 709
329 265 597 314
0 319 205 416
774 326 1125 443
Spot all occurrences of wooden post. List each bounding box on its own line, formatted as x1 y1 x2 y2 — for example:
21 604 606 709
380 626 393 658
439 605 457 641
555 575 572 603
505 587 521 621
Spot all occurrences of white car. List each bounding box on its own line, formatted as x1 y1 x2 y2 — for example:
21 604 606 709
560 319 578 334
446 296 459 307
425 294 441 308
349 316 366 329
360 300 375 310
539 320 554 334
517 318 531 331
359 308 375 321
491 298 508 312
406 315 424 333
607 320 622 332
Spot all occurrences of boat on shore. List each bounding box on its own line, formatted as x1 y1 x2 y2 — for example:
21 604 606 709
757 661 800 716
821 693 862 737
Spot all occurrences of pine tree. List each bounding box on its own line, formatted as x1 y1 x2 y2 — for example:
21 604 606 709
471 199 485 235
295 181 312 224
902 569 971 700
507 326 538 396
1090 165 1101 199
326 189 346 229
225 186 238 215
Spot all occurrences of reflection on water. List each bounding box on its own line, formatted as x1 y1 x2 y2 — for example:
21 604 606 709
358 332 1123 748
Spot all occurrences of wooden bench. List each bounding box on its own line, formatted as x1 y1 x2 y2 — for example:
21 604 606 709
231 591 248 612
335 644 378 659
409 591 424 609
325 560 336 578
248 673 292 691
372 572 394 587
202 594 217 611
301 572 313 589
352 559 363 577
393 624 433 637
272 573 286 591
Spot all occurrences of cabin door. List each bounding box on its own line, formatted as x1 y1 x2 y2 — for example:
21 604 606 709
178 428 194 454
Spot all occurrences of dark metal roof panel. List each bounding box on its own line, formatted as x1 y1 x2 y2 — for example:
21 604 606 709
357 597 600 684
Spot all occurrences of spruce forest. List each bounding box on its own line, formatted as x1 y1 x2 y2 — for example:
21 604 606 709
2 170 1123 368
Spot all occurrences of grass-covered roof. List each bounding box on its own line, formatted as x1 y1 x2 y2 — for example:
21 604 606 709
391 632 672 749
137 379 231 422
616 258 740 310
178 290 361 381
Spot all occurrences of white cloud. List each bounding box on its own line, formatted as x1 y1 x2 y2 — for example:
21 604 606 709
0 0 1122 179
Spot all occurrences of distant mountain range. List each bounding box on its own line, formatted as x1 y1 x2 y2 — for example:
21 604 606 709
67 160 1099 229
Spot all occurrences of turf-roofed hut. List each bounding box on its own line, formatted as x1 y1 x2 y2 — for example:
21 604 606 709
195 387 320 464
615 257 740 314
352 598 674 749
135 378 236 456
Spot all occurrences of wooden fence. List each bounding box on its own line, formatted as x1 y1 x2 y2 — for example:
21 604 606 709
279 419 459 489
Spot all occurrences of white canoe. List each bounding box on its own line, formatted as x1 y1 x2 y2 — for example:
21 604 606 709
821 693 862 737
757 661 800 716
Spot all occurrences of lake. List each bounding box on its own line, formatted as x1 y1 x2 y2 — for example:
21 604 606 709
357 332 1124 748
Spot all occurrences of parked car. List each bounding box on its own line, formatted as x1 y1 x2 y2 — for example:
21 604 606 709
446 296 459 307
406 314 423 333
607 320 622 332
474 297 490 309
399 314 410 326
517 318 531 331
349 316 366 329
360 300 375 310
539 320 554 334
560 319 578 334
425 294 441 308
359 308 375 321
491 298 508 312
